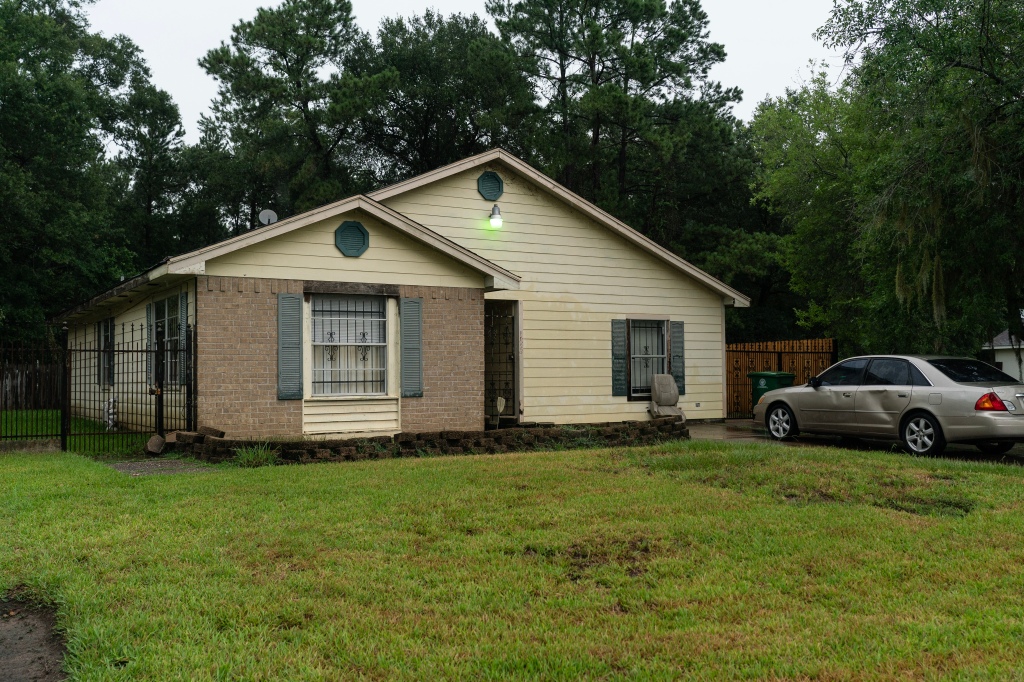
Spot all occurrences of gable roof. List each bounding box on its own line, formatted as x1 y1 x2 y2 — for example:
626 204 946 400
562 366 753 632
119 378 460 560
370 149 751 307
57 194 519 322
162 194 520 289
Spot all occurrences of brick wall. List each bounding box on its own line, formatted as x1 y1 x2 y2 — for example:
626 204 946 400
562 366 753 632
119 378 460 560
399 286 485 432
196 276 303 438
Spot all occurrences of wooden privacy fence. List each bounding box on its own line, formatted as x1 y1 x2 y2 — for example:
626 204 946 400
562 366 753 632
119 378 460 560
726 339 838 418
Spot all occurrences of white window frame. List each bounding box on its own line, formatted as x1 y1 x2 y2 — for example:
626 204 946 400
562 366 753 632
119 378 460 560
154 294 180 387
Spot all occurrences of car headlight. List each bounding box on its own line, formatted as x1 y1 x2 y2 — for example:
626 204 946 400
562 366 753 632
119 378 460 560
757 395 766 405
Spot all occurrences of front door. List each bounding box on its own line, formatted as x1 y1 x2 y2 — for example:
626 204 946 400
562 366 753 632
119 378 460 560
796 358 868 432
484 300 518 426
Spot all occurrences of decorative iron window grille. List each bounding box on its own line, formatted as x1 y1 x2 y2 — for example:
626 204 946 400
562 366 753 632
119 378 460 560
629 320 666 396
312 295 387 395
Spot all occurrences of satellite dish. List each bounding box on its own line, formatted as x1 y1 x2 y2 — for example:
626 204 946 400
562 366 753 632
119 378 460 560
259 209 278 226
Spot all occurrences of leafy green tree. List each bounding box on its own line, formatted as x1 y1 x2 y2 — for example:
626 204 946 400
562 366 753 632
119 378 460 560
347 11 540 182
0 0 163 339
754 1 1024 354
199 0 390 218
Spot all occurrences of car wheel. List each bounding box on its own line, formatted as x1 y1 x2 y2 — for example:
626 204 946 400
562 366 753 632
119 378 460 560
766 403 799 440
976 441 1015 455
901 412 946 456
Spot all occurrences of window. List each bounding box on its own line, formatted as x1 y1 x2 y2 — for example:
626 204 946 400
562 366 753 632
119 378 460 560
629 320 666 396
863 358 910 386
97 317 114 386
909 363 932 386
312 295 387 395
154 295 179 385
928 358 1017 383
818 358 868 386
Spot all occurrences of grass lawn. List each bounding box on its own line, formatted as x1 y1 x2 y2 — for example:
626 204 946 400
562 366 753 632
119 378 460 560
2 409 148 455
3 440 1024 680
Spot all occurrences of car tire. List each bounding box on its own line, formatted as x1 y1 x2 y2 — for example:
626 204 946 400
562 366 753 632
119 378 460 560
976 441 1015 455
766 403 799 440
901 412 946 457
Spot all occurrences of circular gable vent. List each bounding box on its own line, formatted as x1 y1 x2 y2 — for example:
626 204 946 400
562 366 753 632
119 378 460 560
335 221 369 257
477 171 504 201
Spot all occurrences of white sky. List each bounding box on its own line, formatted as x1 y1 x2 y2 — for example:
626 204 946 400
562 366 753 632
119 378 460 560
87 0 843 142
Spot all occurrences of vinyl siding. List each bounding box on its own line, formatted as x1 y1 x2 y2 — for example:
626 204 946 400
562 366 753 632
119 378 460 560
67 279 196 432
382 167 727 422
204 210 485 289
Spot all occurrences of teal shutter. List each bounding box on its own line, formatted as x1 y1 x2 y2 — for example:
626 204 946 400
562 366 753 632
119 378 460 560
611 319 627 396
670 321 685 395
277 294 303 400
400 298 423 398
178 292 188 385
145 303 153 385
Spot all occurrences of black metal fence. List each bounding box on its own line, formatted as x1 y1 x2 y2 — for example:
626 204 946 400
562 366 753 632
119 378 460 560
0 324 196 454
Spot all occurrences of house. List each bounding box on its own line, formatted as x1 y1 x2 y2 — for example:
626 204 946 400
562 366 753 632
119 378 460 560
57 150 750 439
982 331 1023 381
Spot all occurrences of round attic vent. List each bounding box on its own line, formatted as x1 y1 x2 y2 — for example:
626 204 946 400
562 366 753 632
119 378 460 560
477 171 504 201
335 221 369 257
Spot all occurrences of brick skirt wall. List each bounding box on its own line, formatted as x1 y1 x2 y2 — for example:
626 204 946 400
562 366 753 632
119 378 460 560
399 286 485 432
196 276 303 439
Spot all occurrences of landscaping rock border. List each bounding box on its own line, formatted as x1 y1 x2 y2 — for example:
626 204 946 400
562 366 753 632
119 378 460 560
172 417 688 465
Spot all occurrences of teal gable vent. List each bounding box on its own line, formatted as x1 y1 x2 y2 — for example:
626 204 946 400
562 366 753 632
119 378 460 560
335 221 369 257
477 171 504 201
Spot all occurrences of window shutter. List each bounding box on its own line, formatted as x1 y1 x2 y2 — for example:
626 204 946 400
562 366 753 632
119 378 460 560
611 319 627 396
179 292 188 385
146 303 154 385
277 293 303 400
400 298 423 398
670 321 685 395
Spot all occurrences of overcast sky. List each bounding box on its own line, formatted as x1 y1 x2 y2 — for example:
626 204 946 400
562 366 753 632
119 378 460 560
87 0 843 142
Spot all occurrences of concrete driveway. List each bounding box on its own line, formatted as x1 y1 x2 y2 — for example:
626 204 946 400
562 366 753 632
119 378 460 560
689 419 1024 462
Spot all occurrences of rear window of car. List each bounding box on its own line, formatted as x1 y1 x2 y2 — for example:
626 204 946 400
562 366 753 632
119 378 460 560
927 359 1017 383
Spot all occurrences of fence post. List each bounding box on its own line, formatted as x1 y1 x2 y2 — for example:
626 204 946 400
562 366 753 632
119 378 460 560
60 325 70 451
185 325 195 432
155 335 165 437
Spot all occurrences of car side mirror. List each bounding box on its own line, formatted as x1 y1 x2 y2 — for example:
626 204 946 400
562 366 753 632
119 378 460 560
809 376 822 389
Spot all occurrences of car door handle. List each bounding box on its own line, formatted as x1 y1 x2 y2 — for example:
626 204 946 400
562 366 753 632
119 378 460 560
897 392 908 398
843 392 852 398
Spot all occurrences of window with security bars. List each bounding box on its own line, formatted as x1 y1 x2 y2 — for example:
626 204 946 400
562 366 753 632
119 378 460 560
97 317 115 385
312 295 387 395
154 295 179 386
629 320 666 396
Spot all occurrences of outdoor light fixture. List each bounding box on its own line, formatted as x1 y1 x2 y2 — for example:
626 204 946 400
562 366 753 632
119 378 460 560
489 204 503 228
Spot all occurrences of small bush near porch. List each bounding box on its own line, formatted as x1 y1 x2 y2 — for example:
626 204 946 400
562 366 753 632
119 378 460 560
2 442 1024 679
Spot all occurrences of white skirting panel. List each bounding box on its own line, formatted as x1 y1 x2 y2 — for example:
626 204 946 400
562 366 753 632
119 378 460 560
302 397 400 436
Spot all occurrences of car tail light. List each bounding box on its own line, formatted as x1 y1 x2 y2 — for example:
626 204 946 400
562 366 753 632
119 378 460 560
975 392 1008 411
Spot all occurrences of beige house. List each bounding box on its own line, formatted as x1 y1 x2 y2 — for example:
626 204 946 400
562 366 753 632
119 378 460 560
59 150 749 439
983 331 1024 381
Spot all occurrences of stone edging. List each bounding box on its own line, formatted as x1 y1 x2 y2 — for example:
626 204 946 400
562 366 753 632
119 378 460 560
173 417 689 465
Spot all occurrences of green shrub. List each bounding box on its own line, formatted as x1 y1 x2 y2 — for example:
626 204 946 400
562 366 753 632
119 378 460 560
233 442 279 468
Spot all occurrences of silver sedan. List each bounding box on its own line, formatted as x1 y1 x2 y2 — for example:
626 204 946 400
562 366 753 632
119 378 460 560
752 355 1024 456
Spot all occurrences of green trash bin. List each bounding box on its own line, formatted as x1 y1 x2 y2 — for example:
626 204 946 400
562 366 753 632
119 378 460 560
747 371 796 413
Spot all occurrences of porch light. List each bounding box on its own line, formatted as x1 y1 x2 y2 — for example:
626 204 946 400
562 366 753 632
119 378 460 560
489 204 503 228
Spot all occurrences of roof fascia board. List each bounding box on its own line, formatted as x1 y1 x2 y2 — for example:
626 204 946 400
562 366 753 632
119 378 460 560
369 149 750 308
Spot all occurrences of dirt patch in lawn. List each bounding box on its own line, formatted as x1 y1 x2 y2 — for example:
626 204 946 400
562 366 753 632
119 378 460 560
106 458 214 477
0 598 66 682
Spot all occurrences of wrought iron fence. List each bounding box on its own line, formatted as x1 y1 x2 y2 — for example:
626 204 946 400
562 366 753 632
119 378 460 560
726 339 838 418
0 323 196 454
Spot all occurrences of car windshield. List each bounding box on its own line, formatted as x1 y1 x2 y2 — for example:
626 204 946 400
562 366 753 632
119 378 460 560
928 358 1018 384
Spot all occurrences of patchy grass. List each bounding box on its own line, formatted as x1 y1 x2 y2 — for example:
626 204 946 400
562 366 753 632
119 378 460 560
4 440 1024 679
